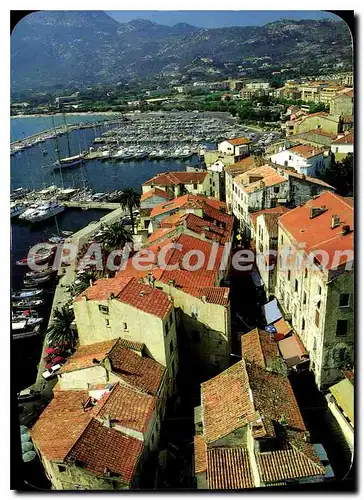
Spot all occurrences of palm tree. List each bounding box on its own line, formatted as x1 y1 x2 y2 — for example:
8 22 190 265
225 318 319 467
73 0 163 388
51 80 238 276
119 187 140 235
96 222 133 252
46 304 77 349
71 269 102 297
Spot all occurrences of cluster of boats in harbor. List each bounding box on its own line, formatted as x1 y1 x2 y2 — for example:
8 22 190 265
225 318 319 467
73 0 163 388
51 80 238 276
94 144 197 161
12 243 58 339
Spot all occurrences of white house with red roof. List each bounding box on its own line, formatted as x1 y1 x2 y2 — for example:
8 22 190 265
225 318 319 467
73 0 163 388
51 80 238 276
218 137 251 157
275 191 354 388
330 131 354 161
270 144 329 177
142 171 210 198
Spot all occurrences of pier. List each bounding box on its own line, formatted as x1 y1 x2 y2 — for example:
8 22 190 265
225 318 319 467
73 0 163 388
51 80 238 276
63 201 120 210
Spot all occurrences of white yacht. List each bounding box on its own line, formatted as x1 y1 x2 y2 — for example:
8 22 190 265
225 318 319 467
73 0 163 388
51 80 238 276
11 203 27 219
24 203 65 223
18 204 40 220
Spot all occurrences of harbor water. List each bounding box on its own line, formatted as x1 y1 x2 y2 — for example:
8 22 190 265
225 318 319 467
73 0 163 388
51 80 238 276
11 114 203 392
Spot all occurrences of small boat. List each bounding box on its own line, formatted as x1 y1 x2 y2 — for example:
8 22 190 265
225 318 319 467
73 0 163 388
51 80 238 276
58 153 86 168
62 230 73 236
12 309 39 319
11 203 27 219
12 289 43 300
12 299 44 309
25 268 54 279
48 236 65 244
23 275 51 288
16 249 55 267
12 316 43 327
12 323 41 340
24 203 65 223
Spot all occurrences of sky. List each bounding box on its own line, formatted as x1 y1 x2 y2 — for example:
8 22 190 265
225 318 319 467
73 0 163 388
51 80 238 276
106 10 340 29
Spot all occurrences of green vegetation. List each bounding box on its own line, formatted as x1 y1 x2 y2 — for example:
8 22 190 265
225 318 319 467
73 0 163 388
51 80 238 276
46 304 77 349
119 187 141 235
96 222 133 252
317 153 353 197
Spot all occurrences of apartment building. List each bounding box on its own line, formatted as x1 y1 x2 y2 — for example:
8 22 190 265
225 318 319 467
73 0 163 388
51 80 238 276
275 191 354 388
217 137 251 158
73 275 178 396
330 89 354 116
224 156 260 213
330 131 354 161
231 164 334 237
140 187 174 231
286 112 341 137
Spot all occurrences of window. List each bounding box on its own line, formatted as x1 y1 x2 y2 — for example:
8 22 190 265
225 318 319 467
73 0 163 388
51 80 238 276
302 317 305 331
318 285 321 295
303 292 307 305
193 183 198 190
274 186 279 193
339 293 350 308
281 235 283 245
58 465 66 473
295 279 298 292
315 310 320 327
317 300 321 310
105 319 110 327
123 322 128 330
336 319 348 337
304 268 308 278
170 340 173 355
287 270 291 281
99 305 109 314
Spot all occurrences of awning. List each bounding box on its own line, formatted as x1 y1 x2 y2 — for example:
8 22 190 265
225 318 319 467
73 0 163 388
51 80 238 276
273 318 292 341
278 334 308 368
329 378 354 424
262 299 282 325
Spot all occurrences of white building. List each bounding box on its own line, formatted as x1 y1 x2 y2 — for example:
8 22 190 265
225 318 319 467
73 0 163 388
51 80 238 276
270 144 329 177
330 132 354 160
218 137 251 157
246 82 270 91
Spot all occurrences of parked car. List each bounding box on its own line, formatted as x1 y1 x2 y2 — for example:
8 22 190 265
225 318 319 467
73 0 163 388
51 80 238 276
17 388 41 403
42 363 63 380
313 443 335 480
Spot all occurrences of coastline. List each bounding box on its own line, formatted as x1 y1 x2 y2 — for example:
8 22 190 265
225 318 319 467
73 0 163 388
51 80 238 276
11 111 122 119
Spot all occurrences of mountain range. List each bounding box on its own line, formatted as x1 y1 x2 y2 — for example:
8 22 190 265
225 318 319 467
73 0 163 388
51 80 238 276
11 11 353 91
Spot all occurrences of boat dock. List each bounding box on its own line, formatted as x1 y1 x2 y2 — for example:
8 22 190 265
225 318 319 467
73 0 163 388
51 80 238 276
63 201 120 210
33 205 127 392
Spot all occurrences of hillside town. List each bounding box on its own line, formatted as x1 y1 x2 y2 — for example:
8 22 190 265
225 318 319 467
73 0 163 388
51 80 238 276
14 67 355 491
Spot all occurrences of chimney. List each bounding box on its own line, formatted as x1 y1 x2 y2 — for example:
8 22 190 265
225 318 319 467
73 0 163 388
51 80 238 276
309 206 327 219
139 291 145 297
331 214 341 229
110 292 115 300
103 414 111 428
201 295 207 303
341 225 351 235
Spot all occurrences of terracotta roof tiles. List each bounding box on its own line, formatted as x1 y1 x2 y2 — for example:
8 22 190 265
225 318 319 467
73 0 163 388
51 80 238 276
140 187 174 202
241 328 280 369
288 144 325 159
226 137 251 146
143 171 207 187
59 339 118 374
194 435 207 474
75 275 172 319
109 344 165 396
332 132 354 145
65 418 143 483
207 448 254 489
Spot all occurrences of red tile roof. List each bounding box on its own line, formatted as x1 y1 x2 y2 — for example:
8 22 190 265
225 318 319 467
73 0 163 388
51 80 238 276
278 191 354 269
118 339 145 352
225 156 259 176
250 206 290 231
66 419 143 484
207 448 254 489
241 328 280 369
60 339 118 374
31 382 155 473
75 275 172 319
109 344 165 396
226 137 251 146
201 361 256 443
150 194 225 218
201 359 305 444
143 171 208 187
194 435 207 474
288 144 325 159
235 164 287 193
97 383 156 433
140 187 174 202
182 286 230 306
31 389 109 461
332 132 354 145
